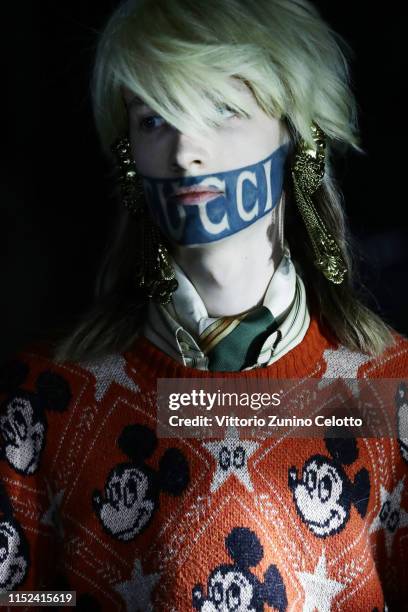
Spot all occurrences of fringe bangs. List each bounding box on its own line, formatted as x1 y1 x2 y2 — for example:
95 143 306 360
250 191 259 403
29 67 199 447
92 0 359 153
99 42 280 144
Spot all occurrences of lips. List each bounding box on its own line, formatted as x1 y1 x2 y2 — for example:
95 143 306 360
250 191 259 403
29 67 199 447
169 186 224 206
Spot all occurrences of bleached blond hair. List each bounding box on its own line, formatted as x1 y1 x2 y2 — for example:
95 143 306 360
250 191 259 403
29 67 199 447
53 0 393 363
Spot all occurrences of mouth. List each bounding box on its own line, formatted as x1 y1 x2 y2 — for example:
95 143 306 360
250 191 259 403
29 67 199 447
307 509 340 529
169 187 224 206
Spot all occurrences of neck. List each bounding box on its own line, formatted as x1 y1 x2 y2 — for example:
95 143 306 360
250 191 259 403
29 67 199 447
172 201 284 317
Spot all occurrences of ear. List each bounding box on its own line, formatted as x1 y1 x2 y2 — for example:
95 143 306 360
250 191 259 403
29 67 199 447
158 448 189 495
261 564 288 612
36 371 72 412
118 424 157 462
0 360 29 393
324 436 358 465
225 527 263 570
351 468 370 518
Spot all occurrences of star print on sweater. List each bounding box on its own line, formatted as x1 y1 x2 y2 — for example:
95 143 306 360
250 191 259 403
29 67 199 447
40 486 65 539
80 354 139 401
369 477 408 556
296 551 346 612
203 425 260 493
319 346 372 397
113 559 161 612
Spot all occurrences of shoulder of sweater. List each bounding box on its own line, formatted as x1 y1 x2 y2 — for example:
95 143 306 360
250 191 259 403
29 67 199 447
314 330 408 379
358 330 408 378
1 341 144 421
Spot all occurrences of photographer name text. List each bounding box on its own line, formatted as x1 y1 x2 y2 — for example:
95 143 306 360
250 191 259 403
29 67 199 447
168 415 363 428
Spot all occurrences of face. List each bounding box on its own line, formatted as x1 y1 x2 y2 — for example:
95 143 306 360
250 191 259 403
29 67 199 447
92 465 155 541
122 80 290 246
397 383 408 463
290 458 347 537
0 397 45 475
124 79 288 178
0 520 28 590
204 568 255 612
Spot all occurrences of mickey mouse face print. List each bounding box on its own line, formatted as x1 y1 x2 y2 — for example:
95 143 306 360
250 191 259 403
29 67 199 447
203 568 255 611
92 424 190 542
92 464 155 541
0 396 45 475
192 527 287 612
288 437 370 538
0 365 71 476
0 483 29 592
289 456 347 537
0 519 28 591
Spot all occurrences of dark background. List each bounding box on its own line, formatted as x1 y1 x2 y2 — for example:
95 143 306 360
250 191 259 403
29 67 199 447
1 2 407 362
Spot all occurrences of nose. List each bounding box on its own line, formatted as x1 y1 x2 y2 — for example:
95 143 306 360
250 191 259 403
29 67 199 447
170 131 208 175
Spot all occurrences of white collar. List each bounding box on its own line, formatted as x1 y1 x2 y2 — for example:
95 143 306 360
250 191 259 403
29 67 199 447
142 247 310 370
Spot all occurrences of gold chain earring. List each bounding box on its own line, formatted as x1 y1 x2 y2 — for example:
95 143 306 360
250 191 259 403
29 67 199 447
111 137 178 304
291 123 347 284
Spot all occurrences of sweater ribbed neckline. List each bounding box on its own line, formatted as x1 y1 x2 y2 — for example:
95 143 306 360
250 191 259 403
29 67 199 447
125 316 333 382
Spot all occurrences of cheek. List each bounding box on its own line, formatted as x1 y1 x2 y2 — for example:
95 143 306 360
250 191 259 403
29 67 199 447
129 128 172 177
214 119 283 171
246 126 281 158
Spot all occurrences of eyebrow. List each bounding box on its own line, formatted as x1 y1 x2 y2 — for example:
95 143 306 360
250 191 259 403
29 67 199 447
126 95 147 109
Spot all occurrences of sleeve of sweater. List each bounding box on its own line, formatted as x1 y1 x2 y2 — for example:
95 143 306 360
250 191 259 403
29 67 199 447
390 380 408 609
0 352 71 592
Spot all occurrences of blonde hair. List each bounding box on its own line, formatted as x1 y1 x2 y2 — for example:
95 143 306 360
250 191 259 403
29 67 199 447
53 0 393 362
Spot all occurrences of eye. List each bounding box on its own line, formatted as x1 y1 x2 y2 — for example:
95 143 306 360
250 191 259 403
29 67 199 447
1 419 16 443
13 410 27 439
124 477 138 508
212 582 223 603
114 481 122 502
306 469 317 492
139 115 166 131
227 582 241 608
108 480 121 504
318 474 333 502
215 104 238 119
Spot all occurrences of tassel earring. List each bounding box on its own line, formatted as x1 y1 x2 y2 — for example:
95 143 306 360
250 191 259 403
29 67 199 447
111 137 178 304
291 123 347 285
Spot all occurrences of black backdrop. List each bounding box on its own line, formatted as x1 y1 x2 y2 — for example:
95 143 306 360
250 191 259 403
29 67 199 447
1 2 407 362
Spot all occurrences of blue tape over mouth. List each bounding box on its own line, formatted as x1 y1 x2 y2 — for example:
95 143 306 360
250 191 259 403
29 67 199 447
141 143 290 245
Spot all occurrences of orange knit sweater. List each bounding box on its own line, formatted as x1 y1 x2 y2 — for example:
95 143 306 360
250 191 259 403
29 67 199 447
0 318 408 611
